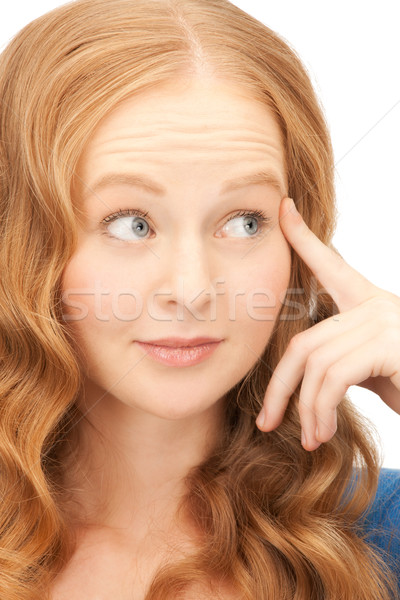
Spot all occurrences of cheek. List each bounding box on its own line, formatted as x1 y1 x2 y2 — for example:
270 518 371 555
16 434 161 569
216 241 291 379
61 242 152 319
60 249 131 338
228 239 291 326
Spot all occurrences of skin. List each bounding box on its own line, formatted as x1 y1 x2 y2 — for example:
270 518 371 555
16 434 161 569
55 77 400 598
61 76 292 538
258 197 400 450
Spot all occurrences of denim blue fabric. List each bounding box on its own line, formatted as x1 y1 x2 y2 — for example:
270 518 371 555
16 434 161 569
361 467 400 586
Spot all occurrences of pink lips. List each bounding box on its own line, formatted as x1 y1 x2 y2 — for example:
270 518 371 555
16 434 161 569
136 337 222 367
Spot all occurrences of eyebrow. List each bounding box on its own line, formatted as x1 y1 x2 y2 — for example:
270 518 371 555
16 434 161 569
83 169 286 199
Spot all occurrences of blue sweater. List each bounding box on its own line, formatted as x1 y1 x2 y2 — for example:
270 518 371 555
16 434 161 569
361 467 400 587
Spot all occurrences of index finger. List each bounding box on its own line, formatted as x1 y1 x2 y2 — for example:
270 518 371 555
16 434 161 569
279 197 375 312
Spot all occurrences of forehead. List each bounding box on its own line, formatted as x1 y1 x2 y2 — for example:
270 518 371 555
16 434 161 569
76 77 287 196
84 77 284 148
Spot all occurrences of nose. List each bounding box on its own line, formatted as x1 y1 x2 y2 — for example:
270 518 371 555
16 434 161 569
154 236 217 319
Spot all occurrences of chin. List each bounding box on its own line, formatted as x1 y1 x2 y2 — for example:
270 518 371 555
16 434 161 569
133 390 226 422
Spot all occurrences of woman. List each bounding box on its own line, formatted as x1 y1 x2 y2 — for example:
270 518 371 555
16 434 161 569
0 0 399 598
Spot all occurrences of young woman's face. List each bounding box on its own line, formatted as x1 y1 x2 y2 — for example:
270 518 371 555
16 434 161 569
62 77 291 421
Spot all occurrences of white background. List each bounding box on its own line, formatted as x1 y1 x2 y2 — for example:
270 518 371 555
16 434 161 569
1 1 399 467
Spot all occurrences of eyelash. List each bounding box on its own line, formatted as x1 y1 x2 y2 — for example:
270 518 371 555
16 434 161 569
101 207 271 239
102 208 151 224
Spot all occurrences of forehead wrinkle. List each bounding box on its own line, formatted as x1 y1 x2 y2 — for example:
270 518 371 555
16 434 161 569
90 112 283 143
90 134 284 159
93 126 281 140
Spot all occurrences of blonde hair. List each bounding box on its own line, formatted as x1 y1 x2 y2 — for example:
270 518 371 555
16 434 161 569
0 0 398 598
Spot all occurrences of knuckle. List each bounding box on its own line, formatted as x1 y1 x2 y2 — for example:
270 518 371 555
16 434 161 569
306 351 325 373
298 396 313 419
381 325 400 348
313 397 325 415
314 397 334 417
288 332 308 355
324 365 340 386
366 295 400 323
381 308 400 331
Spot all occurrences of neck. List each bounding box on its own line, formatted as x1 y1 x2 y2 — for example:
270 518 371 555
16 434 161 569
59 380 226 540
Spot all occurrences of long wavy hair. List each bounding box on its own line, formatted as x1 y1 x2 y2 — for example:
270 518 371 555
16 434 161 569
0 0 398 598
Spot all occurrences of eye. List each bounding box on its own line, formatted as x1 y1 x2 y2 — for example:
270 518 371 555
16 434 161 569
101 207 272 242
219 209 271 238
101 208 152 242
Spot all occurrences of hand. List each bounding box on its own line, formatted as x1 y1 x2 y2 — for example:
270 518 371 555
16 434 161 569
256 196 400 451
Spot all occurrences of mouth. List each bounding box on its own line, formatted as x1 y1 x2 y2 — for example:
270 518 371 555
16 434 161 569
137 337 223 348
135 338 222 367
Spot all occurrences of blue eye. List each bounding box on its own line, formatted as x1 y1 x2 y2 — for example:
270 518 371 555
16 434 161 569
101 208 271 242
102 208 152 242
220 209 271 238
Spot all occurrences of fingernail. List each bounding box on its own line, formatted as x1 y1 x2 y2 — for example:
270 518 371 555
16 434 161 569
256 408 265 429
